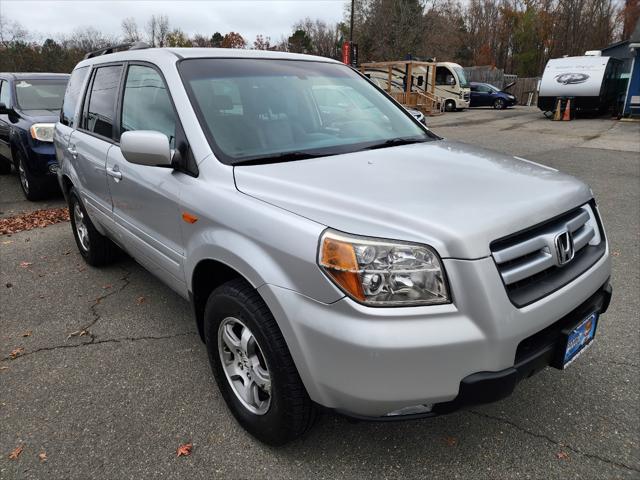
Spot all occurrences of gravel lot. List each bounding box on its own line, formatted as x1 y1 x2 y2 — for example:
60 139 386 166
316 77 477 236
1 107 638 479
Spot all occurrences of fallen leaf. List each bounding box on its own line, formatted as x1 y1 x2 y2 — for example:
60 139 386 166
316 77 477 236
67 329 89 340
0 366 9 371
9 347 24 359
63 250 71 255
611 250 620 257
21 331 32 337
1 240 13 245
0 208 70 235
136 296 146 305
19 261 33 268
8 445 23 460
556 451 570 460
444 436 457 446
38 451 47 462
176 443 193 457
103 284 112 289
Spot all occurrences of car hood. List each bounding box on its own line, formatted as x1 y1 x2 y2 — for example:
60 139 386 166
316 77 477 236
18 109 60 122
234 140 592 259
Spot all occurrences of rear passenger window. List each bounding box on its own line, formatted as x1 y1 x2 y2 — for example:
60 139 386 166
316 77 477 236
83 65 123 139
61 66 89 127
121 65 176 147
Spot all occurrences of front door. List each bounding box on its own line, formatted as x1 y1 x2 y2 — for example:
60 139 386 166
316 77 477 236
0 80 12 160
105 63 185 294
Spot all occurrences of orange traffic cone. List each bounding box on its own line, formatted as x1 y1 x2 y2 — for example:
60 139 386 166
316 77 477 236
553 98 562 121
562 98 572 121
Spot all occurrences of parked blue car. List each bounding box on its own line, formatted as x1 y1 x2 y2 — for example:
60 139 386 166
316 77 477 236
469 82 517 110
0 73 70 200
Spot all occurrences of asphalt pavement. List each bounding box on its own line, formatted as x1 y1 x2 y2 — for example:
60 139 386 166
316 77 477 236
1 107 638 479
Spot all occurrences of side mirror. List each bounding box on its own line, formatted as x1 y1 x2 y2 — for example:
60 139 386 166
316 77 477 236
120 130 172 167
0 102 13 115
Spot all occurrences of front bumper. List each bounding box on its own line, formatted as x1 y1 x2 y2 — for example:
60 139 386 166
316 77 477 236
258 248 611 418
456 98 470 109
25 142 58 177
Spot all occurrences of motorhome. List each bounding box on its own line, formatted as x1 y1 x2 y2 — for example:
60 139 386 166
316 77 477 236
538 55 624 114
364 61 470 111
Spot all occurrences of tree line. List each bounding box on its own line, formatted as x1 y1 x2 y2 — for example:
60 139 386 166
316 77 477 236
1 1 638 77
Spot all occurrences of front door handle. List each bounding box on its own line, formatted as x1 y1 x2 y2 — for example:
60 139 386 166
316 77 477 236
67 145 78 159
106 166 122 181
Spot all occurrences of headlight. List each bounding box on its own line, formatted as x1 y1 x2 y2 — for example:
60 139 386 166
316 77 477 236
30 123 55 142
318 230 450 306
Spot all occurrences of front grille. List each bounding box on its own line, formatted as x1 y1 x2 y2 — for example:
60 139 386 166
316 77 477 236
491 202 606 307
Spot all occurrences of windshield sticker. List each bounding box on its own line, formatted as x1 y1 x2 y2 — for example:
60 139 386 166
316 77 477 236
16 81 32 88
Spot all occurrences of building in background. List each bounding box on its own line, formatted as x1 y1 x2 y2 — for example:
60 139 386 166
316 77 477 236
602 21 640 117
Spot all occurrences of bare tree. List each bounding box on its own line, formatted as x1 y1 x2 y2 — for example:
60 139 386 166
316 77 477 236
146 14 170 47
121 17 141 43
0 13 27 47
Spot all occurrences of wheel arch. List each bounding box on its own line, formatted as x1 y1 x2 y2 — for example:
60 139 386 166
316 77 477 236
190 258 256 342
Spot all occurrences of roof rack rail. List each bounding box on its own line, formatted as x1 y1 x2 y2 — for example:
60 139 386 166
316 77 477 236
83 41 150 60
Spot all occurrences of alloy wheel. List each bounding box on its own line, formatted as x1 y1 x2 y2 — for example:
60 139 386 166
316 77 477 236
73 202 90 252
18 158 29 194
218 317 272 415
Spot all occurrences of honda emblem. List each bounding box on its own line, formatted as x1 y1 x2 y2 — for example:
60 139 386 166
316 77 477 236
555 230 575 265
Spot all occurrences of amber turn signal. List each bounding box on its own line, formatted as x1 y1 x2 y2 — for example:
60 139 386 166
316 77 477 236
182 212 198 224
319 234 365 301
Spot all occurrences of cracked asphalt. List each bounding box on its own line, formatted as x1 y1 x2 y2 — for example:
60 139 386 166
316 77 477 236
1 107 638 479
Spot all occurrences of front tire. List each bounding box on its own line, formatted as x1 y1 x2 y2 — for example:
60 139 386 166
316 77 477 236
68 187 119 266
16 150 47 201
204 279 316 445
493 98 506 110
445 100 456 112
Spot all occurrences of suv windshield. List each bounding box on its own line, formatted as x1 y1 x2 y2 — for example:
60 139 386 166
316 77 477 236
15 79 67 111
179 59 436 164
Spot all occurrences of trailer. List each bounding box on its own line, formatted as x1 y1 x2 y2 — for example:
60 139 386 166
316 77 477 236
538 55 624 114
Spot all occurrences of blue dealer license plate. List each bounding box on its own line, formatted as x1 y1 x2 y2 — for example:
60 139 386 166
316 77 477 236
563 313 598 368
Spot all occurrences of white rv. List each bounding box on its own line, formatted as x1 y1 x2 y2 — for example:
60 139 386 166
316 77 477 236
364 62 470 111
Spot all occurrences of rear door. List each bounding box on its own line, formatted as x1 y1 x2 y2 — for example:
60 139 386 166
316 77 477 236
54 66 90 163
72 64 123 229
105 62 185 293
0 79 12 160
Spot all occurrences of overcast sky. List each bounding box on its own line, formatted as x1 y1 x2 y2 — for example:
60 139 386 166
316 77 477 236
1 0 347 43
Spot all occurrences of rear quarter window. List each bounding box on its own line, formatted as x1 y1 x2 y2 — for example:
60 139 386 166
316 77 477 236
61 67 89 127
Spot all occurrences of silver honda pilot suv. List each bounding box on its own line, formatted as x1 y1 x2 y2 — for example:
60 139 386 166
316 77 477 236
54 46 612 445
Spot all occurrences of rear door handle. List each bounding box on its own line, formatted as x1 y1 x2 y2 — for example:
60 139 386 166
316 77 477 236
67 145 77 159
106 166 122 181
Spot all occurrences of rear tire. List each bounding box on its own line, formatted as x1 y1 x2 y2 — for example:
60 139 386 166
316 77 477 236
68 187 120 266
204 278 316 445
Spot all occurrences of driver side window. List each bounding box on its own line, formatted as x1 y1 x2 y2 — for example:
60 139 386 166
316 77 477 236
435 67 455 86
0 80 10 106
120 65 176 148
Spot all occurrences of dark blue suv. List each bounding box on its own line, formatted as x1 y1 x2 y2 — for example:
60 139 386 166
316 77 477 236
0 73 70 200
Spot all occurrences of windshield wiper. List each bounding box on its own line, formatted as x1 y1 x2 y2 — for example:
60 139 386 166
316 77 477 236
233 151 328 166
361 137 428 151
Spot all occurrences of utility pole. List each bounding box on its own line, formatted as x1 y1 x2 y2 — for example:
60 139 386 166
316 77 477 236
350 0 355 42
